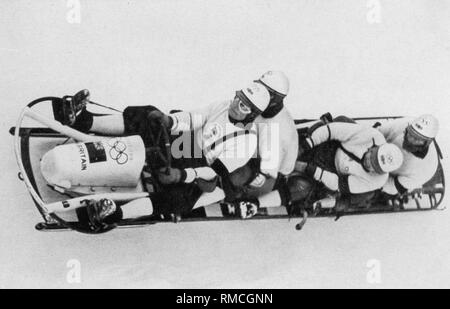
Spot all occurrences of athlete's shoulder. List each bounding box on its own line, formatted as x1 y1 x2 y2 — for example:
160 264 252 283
278 107 297 125
379 117 411 133
211 100 231 111
256 107 296 129
343 124 385 146
403 142 439 171
363 125 386 143
200 100 231 118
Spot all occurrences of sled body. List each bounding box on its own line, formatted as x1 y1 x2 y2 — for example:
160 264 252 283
10 97 446 233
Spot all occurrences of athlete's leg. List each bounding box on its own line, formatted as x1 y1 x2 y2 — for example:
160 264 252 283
73 104 161 144
90 114 125 135
120 198 154 219
66 90 160 139
235 175 316 218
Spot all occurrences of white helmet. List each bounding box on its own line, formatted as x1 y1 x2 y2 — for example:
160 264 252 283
409 114 439 140
369 143 404 174
241 82 271 113
257 70 290 96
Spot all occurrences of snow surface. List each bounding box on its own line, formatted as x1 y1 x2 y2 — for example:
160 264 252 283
1 0 450 288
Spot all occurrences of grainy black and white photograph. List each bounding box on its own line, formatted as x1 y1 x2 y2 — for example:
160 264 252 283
1 0 449 290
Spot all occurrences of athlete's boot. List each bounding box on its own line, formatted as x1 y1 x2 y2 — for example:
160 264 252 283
86 198 118 232
58 89 94 132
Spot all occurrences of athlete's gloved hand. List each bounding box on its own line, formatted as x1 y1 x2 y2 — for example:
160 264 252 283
236 200 259 219
147 110 173 130
248 173 267 188
157 167 186 185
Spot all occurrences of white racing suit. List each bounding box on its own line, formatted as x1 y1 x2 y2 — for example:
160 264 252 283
122 101 260 215
290 116 390 213
242 106 299 198
256 107 298 179
377 118 439 196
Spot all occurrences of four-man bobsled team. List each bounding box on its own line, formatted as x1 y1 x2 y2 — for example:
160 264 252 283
57 71 440 227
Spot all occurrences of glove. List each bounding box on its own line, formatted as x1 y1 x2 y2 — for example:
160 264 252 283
237 200 259 219
147 110 173 130
157 167 186 185
248 173 267 188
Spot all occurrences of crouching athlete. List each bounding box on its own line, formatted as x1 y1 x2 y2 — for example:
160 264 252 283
57 84 271 231
236 115 404 219
377 114 440 197
220 71 299 219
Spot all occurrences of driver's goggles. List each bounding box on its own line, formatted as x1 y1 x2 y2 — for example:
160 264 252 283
237 99 252 114
233 93 253 115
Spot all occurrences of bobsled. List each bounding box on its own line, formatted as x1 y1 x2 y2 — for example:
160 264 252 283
10 96 446 234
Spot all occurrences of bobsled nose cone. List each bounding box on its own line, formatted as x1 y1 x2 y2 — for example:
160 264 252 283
40 149 71 189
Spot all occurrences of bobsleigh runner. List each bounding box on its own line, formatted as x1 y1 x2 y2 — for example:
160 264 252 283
10 96 446 234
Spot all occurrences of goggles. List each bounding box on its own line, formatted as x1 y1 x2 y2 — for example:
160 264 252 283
237 99 252 114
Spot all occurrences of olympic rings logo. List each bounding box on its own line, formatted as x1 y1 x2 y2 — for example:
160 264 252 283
108 140 128 165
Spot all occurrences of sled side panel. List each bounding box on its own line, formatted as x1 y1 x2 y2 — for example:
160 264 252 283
19 129 50 221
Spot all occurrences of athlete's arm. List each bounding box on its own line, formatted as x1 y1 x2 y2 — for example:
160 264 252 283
343 175 383 194
157 166 218 185
382 175 409 196
169 111 207 133
309 122 364 148
309 165 339 192
297 162 339 192
169 103 217 133
184 167 217 182
257 121 282 179
209 133 258 201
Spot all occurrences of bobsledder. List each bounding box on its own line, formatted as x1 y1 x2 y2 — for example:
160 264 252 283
10 95 446 234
